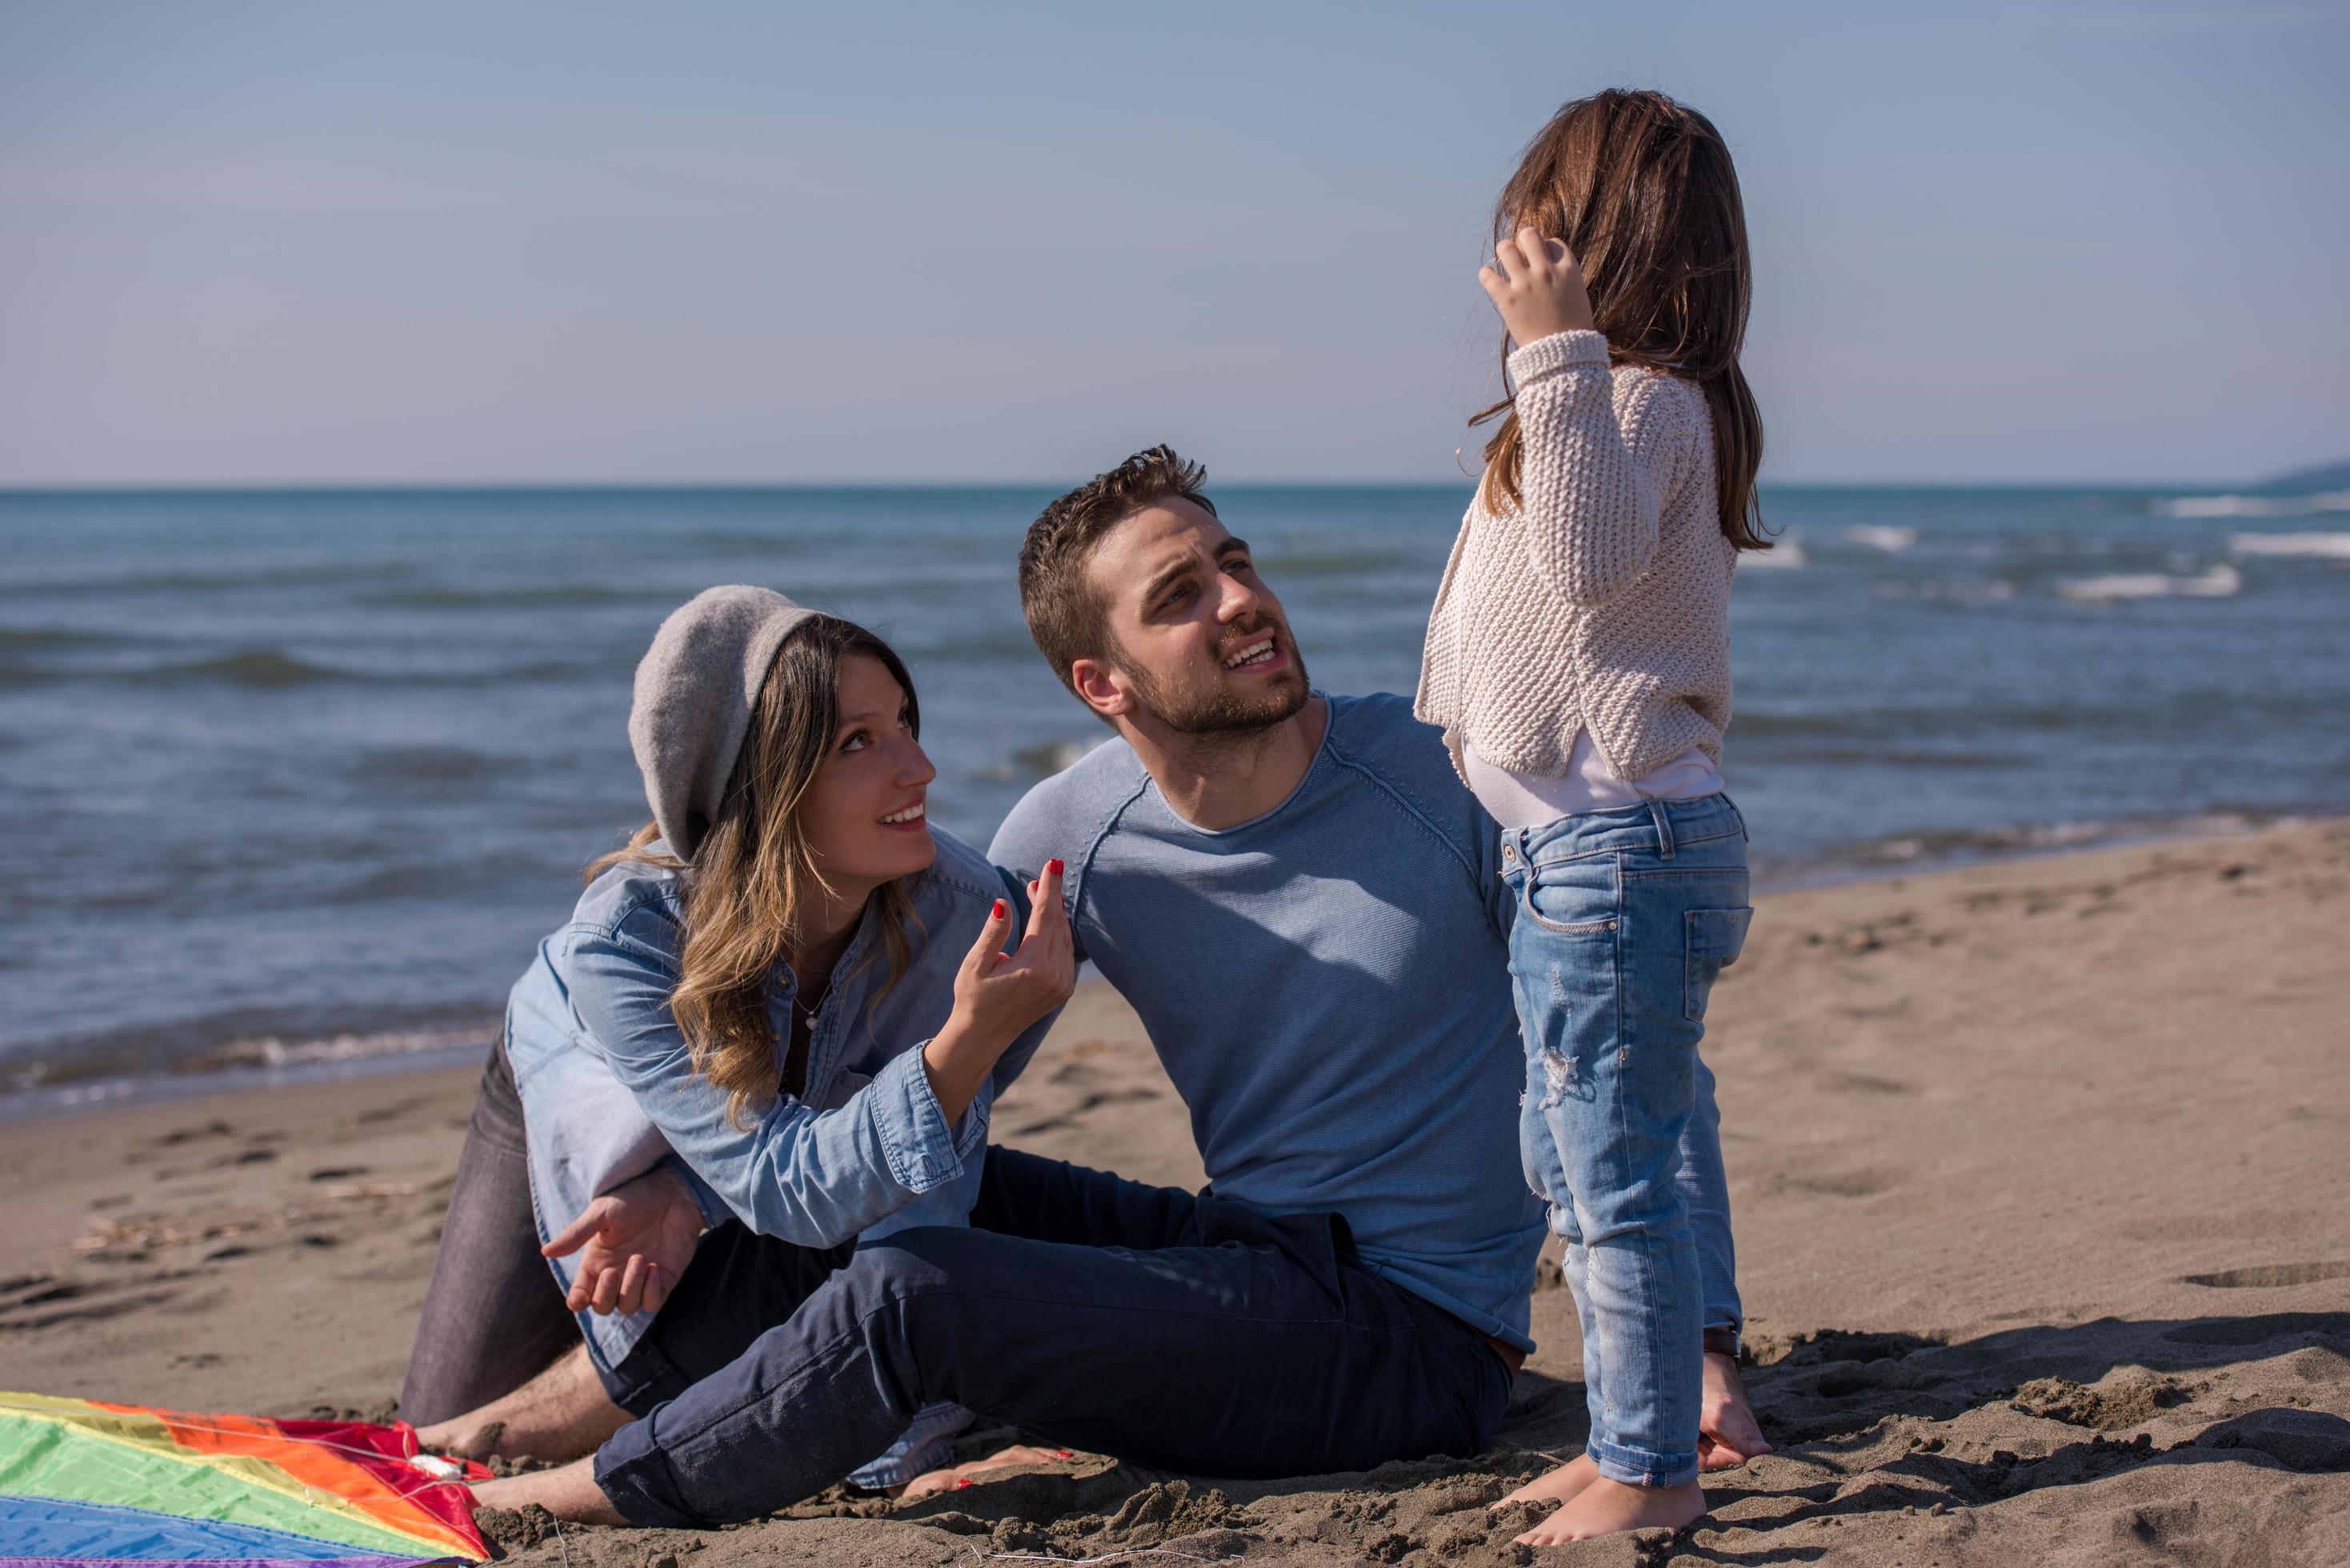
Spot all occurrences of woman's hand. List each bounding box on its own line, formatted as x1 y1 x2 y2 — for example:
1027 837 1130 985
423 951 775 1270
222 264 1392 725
1479 225 1595 348
924 859 1076 1123
541 1162 706 1317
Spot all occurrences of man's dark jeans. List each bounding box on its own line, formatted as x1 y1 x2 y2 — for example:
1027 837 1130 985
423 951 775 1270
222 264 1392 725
594 1146 1516 1527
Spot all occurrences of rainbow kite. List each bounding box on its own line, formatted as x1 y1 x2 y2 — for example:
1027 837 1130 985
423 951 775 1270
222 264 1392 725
0 1394 490 1566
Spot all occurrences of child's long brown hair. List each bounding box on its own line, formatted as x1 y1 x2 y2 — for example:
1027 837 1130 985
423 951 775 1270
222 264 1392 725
1474 88 1770 550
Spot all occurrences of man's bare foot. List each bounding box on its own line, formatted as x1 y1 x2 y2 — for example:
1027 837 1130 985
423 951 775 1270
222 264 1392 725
1699 1350 1772 1470
898 1444 1069 1501
470 1458 628 1526
1514 1478 1703 1546
414 1346 627 1463
1491 1453 1599 1511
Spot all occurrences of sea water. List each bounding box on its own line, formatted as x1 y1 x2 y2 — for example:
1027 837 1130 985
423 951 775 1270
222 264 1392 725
4 483 2346 1101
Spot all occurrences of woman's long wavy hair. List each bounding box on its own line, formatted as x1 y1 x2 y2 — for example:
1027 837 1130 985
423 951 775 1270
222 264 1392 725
1473 88 1771 551
590 616 923 1127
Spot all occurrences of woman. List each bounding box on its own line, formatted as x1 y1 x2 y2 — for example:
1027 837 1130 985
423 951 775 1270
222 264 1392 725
399 586 1072 1489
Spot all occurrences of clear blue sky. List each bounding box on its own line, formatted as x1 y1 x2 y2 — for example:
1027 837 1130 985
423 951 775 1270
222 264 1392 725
3 2 2344 486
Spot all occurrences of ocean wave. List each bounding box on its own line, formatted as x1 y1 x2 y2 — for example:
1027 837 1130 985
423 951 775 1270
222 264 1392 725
12 562 418 598
2228 531 2350 560
1844 525 1919 552
2056 563 2242 602
1253 548 1415 577
185 1023 494 1072
2 1018 498 1110
680 529 829 554
2150 490 2350 518
355 745 495 785
1874 578 2016 606
0 626 142 654
1740 536 1808 569
357 583 665 610
970 736 1109 783
146 648 357 686
1818 810 2276 873
49 649 594 689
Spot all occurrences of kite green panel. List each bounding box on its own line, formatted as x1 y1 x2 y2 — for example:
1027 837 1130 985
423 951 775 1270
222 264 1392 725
0 1410 434 1558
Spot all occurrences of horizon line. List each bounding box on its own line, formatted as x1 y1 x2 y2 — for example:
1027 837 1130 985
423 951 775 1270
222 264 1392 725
0 474 2318 496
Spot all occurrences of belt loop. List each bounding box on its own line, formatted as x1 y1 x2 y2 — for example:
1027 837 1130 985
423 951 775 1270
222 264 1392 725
1648 799 1675 858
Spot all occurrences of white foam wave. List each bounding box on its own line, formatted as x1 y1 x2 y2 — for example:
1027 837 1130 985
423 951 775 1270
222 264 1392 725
1876 578 2016 606
2056 562 2244 602
1845 525 1919 552
2152 490 2350 518
190 1024 490 1071
2228 531 2350 560
1741 537 1808 569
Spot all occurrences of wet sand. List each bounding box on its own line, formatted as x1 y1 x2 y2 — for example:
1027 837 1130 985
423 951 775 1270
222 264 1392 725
5 821 2347 1564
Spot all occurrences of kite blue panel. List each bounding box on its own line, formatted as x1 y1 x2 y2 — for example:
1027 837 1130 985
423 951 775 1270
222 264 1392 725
0 1493 424 1564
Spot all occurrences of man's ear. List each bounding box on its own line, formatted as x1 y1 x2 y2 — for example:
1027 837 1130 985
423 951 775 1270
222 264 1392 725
1068 657 1134 722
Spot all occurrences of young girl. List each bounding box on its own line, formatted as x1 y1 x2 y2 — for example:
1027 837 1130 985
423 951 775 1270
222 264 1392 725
1416 89 1772 1545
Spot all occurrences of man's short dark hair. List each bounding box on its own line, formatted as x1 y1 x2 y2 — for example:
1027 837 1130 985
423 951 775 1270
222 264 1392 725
1019 445 1216 694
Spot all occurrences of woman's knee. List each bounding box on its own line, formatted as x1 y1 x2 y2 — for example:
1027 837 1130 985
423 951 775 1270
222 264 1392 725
832 1226 980 1313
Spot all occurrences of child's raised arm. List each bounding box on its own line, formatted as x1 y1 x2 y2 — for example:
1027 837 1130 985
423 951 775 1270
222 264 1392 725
1479 226 1699 607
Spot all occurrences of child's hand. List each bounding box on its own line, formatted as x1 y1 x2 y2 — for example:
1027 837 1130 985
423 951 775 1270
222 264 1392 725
1479 225 1596 348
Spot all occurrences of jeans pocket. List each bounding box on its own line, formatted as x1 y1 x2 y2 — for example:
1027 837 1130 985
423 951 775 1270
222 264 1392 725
1523 866 1619 937
1684 906 1753 1022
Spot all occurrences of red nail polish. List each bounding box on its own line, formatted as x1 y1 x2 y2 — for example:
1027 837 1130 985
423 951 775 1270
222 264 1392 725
992 899 1007 918
956 1478 972 1489
1047 858 1064 876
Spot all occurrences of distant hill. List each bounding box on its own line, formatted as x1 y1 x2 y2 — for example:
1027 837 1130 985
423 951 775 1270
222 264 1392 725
2259 457 2350 493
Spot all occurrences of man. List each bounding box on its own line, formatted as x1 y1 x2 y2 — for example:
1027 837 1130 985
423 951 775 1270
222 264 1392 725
477 446 1764 1526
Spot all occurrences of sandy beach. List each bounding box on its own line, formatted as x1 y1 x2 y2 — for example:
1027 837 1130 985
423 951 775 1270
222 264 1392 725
5 820 2346 1565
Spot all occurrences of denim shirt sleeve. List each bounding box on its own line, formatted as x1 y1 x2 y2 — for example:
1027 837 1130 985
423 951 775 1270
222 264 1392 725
562 903 973 1248
659 1152 732 1231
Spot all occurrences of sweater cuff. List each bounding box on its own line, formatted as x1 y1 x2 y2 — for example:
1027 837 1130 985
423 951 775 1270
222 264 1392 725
1507 329 1609 386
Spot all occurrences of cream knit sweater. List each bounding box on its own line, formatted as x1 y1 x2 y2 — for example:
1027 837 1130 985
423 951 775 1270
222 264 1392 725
1416 329 1735 785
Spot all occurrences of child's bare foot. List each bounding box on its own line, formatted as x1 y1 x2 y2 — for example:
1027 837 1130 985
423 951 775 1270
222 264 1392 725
1491 1453 1599 1511
1513 1478 1703 1546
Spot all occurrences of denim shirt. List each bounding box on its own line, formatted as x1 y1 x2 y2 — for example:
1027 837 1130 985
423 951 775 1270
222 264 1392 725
505 825 1049 1374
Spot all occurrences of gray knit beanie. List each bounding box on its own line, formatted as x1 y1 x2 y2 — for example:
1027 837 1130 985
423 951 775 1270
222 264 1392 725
630 585 818 859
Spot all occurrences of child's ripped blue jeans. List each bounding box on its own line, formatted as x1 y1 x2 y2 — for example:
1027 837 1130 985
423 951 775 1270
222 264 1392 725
1499 792 1752 1489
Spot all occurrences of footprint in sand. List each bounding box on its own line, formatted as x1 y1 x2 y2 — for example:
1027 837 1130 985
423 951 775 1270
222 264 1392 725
2180 1261 2350 1289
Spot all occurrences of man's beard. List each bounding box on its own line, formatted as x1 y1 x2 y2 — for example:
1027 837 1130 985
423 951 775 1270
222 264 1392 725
1117 624 1311 737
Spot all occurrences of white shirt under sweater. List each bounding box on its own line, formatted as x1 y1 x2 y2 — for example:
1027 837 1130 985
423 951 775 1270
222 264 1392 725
1463 735 1723 831
1416 328 1737 827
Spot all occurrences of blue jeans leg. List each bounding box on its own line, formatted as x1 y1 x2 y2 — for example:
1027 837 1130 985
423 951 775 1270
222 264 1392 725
1503 801 1751 1488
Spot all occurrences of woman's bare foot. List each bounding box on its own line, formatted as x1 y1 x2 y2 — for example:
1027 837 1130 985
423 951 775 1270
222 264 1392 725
1514 1478 1703 1546
1699 1350 1772 1470
898 1444 1070 1500
1491 1453 1599 1511
414 1346 628 1463
469 1458 628 1526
